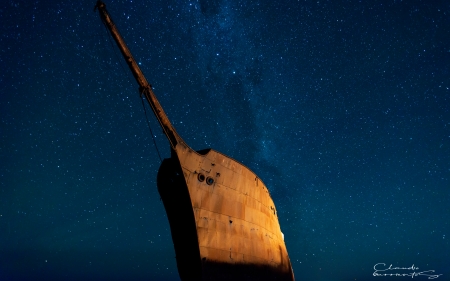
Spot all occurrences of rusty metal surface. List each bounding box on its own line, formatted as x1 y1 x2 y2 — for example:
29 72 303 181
173 143 295 280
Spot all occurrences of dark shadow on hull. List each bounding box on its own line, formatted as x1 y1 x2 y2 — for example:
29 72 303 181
157 155 202 281
201 260 294 281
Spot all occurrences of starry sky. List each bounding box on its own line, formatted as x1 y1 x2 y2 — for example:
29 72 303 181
1 0 449 280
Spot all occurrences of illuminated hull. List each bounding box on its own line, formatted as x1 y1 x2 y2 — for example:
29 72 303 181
95 2 295 279
158 143 295 281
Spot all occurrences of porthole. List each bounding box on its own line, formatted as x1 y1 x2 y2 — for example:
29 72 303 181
206 177 214 185
198 173 205 182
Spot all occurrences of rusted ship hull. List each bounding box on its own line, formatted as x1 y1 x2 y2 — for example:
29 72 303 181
95 2 295 280
158 143 294 280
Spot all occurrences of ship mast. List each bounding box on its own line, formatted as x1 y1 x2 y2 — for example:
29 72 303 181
95 1 183 149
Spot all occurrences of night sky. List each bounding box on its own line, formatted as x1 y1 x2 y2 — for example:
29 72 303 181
1 1 449 280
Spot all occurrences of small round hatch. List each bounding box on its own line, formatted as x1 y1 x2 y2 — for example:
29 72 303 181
206 177 214 185
197 173 205 182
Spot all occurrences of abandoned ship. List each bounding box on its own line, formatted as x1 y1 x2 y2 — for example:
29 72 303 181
95 1 295 280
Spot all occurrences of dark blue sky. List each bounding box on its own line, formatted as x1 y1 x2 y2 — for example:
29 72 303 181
1 1 449 280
